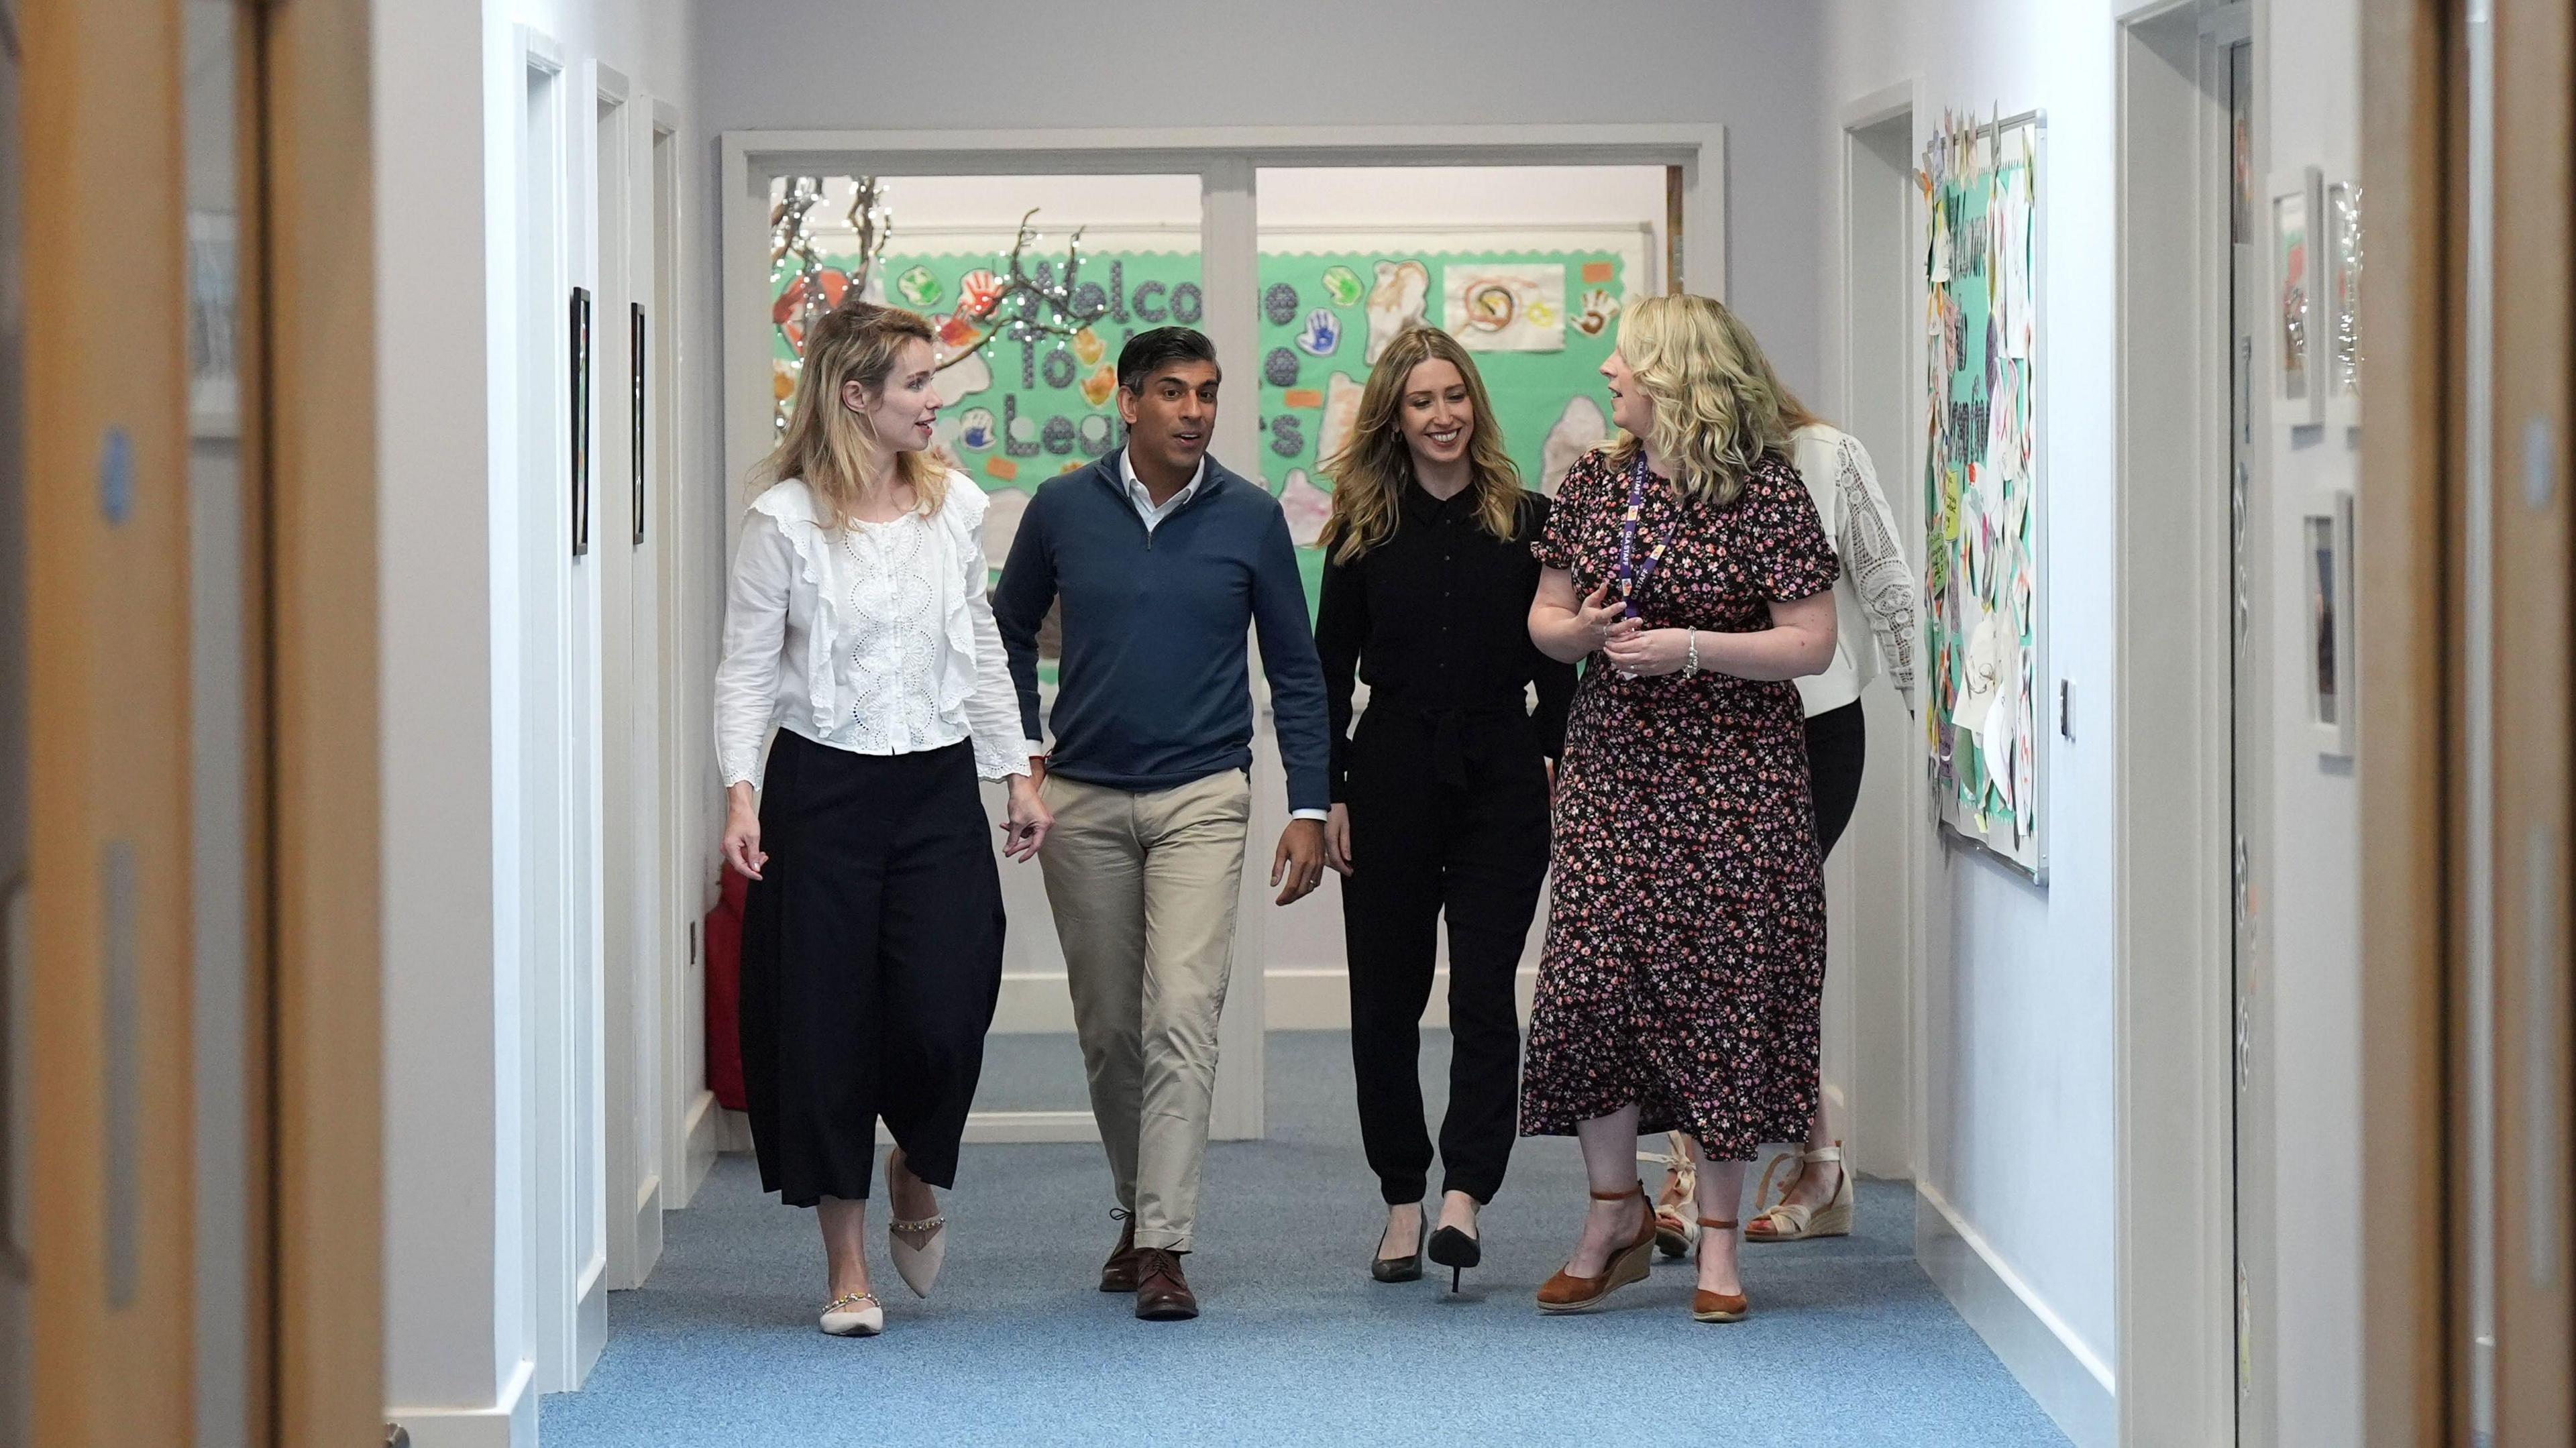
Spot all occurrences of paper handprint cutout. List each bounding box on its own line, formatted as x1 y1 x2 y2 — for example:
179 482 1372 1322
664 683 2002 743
1295 309 1342 357
1364 260 1431 365
1573 287 1621 337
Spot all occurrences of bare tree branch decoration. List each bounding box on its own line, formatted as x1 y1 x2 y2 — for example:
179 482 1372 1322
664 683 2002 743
955 208 1111 353
767 176 898 431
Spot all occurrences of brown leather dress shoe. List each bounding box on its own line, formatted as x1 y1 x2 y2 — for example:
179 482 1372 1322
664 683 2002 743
1132 1248 1199 1321
1099 1215 1143 1293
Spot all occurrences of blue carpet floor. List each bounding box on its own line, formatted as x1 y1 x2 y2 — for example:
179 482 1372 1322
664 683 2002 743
541 1031 2068 1447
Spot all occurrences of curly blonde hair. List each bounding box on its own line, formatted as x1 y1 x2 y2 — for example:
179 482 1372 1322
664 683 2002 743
1318 327 1525 563
1601 294 1793 507
755 301 949 531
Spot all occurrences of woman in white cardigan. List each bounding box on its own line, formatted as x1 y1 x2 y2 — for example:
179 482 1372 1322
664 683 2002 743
715 302 1049 1337
1651 308 1918 1255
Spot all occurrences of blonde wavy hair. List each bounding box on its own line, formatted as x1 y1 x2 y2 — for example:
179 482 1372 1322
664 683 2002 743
1709 301 1828 435
755 300 949 531
1600 294 1794 508
1318 326 1524 563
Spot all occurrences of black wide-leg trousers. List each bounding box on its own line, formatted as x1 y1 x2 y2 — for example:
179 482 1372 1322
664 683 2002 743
1340 706 1553 1206
740 731 1005 1208
1804 700 1868 858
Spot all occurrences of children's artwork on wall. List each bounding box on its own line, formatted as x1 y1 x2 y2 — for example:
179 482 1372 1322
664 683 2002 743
1540 394 1608 495
1442 262 1567 352
1922 109 2046 880
777 203 1652 615
1363 259 1431 364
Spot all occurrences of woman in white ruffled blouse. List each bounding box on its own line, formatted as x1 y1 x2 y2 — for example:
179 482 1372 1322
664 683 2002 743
714 301 1049 1337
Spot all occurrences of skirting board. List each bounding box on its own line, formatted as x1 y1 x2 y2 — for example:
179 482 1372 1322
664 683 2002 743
390 1356 536 1448
992 966 1542 1035
676 1087 719 1207
1915 1183 2117 1448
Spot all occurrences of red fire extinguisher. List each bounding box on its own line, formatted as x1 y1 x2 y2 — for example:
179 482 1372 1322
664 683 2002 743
702 865 749 1112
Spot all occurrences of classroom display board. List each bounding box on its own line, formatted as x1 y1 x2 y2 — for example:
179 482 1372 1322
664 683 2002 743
775 227 1648 612
1921 111 2046 880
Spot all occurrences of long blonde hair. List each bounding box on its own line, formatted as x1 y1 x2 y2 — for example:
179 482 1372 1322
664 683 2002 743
1709 301 1828 434
1318 326 1524 563
1601 294 1793 507
755 300 949 530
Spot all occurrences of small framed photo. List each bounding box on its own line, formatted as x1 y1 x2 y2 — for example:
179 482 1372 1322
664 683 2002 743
2303 489 2357 759
2271 167 2326 429
2325 178 2363 433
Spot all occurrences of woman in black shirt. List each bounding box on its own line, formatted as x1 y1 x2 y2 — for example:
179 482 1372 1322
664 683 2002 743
1316 326 1576 1291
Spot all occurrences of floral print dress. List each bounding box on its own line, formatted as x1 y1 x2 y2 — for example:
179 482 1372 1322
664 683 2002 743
1517 447 1842 1161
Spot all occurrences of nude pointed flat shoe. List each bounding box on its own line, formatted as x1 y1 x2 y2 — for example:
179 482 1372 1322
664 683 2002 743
885 1148 948 1298
819 1291 884 1337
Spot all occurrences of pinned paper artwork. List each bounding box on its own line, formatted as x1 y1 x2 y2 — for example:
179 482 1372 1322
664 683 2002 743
956 268 1005 318
1444 262 1566 352
929 346 991 408
1581 260 1616 285
957 407 998 451
896 265 943 309
1278 469 1333 549
1079 364 1118 409
1573 287 1620 337
1317 371 1366 467
1540 395 1608 495
1071 326 1107 368
1320 264 1366 308
1922 108 2046 879
2325 180 2363 429
1364 259 1431 364
1295 309 1342 357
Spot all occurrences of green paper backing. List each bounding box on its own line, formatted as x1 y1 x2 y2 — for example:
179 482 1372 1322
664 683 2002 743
780 247 1625 617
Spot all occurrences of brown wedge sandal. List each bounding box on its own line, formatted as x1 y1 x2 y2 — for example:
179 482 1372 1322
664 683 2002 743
1536 1183 1658 1314
1690 1217 1751 1323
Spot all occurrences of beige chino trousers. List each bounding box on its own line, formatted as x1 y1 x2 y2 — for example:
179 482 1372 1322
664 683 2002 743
1038 769 1251 1252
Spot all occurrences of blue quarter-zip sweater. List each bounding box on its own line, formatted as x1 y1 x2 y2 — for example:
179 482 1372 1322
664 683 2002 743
992 454 1332 813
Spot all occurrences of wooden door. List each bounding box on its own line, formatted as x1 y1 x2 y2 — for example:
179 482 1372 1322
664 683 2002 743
22 1 382 1443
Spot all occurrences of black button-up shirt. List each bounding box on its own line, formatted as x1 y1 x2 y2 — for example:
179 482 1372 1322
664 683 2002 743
1315 482 1578 802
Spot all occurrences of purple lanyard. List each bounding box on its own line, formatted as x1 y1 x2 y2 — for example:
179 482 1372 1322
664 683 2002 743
1613 454 1670 620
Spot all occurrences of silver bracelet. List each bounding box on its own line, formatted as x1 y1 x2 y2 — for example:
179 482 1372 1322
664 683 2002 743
1683 630 1701 677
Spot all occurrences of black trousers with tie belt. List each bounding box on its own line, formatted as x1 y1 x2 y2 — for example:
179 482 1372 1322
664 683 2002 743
1340 700 1554 1206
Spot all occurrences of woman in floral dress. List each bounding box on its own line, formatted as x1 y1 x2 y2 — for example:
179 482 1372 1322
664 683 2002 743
1521 294 1841 1323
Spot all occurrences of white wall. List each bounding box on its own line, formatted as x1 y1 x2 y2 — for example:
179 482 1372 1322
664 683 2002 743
1819 1 2125 1400
1817 4 2365 1446
2250 0 2364 1440
382 0 707 1443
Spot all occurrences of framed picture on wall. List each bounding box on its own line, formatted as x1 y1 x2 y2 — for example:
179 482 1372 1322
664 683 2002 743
2271 166 2325 429
2304 489 2357 759
2325 178 2363 433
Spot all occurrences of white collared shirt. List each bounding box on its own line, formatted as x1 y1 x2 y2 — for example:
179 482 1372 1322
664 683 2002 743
1118 447 1208 533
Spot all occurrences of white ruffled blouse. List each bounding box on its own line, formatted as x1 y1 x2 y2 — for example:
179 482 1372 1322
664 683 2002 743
714 473 1037 787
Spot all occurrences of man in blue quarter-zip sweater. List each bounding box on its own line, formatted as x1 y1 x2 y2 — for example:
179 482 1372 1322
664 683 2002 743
994 326 1330 1322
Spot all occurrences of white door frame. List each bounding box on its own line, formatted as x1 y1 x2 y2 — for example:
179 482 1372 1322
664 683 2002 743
717 123 1725 1146
2113 1 2241 1441
1828 84 1925 1188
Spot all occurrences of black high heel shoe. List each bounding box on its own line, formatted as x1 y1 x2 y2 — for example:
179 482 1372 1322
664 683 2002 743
1371 1215 1426 1283
1426 1223 1483 1292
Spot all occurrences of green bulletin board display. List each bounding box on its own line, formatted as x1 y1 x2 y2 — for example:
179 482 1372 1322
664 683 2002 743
779 239 1637 614
1921 111 2044 879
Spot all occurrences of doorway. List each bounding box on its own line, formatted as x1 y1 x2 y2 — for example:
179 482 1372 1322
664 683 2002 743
1833 99 1921 1189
